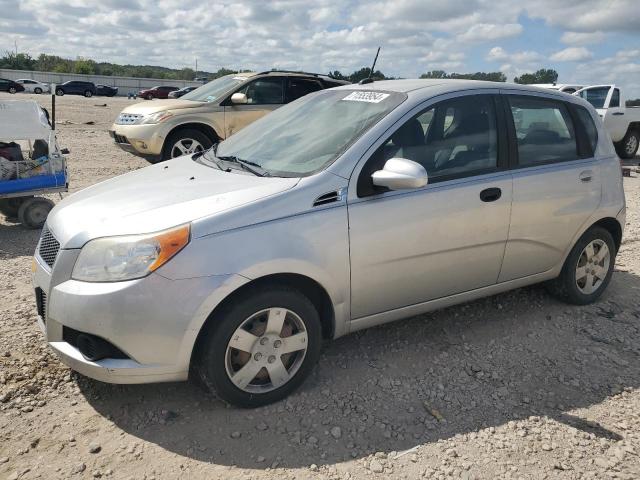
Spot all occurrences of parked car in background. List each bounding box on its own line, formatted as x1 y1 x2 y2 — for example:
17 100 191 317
574 85 640 159
15 79 50 94
138 86 179 100
0 78 25 94
96 84 118 97
111 71 350 162
40 80 624 407
533 83 584 94
55 81 97 98
168 86 198 98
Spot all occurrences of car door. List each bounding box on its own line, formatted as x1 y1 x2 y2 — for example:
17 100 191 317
0 79 8 92
348 93 513 319
223 77 285 137
498 92 602 282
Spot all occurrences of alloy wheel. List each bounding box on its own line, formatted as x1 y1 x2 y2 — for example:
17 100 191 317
225 307 308 393
170 138 204 158
625 134 638 157
575 239 610 295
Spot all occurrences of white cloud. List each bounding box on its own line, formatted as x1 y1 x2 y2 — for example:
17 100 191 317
1 0 638 97
550 47 593 62
561 31 605 46
459 23 523 42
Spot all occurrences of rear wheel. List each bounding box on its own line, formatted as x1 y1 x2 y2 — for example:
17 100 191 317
0 197 28 219
17 197 54 229
34 87 42 94
616 130 639 159
55 89 64 96
546 226 616 305
8 87 16 94
146 94 153 100
196 286 322 408
161 128 214 161
84 90 93 98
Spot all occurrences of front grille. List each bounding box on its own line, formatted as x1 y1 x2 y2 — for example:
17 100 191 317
115 113 142 125
35 288 47 322
38 225 60 268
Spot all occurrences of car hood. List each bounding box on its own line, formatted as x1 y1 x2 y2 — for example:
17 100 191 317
47 156 299 249
120 99 202 115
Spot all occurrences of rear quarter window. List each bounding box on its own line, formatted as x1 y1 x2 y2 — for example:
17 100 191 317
573 105 598 154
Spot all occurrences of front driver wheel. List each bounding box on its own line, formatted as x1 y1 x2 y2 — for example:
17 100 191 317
84 90 93 98
196 286 322 408
9 87 16 94
546 226 616 305
160 128 213 161
34 87 42 94
55 89 64 96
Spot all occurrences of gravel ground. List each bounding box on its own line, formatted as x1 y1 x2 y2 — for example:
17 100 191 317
1 93 639 480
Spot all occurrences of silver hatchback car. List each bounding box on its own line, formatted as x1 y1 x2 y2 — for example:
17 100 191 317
33 80 625 407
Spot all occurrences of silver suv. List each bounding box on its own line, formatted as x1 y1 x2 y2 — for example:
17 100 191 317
34 80 625 407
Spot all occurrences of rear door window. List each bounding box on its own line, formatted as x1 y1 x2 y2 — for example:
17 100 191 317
508 96 578 166
610 89 620 108
286 78 322 102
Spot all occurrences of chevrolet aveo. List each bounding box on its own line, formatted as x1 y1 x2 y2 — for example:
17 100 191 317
33 80 625 407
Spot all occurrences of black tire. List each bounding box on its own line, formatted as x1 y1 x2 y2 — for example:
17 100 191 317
196 286 322 408
0 197 28 219
34 87 42 94
546 226 616 305
161 128 214 162
8 87 16 94
84 90 93 98
55 89 64 96
146 94 153 100
615 130 639 159
17 197 54 229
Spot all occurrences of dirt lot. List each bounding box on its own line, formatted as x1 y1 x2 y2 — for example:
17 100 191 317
1 92 639 480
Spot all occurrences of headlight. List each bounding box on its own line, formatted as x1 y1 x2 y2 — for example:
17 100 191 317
138 111 174 125
72 224 190 282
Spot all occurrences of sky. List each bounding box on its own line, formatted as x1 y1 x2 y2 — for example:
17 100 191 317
1 0 639 98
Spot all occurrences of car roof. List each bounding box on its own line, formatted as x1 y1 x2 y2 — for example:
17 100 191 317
332 79 589 97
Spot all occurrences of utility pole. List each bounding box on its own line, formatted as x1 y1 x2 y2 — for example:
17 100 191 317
195 58 198 79
14 39 18 56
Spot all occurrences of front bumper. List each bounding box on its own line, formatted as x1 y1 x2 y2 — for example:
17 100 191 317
109 122 167 158
33 245 247 384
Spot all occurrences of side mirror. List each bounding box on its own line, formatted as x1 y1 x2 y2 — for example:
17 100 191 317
231 92 248 105
372 158 428 190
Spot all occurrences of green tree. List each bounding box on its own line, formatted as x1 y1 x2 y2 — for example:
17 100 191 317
328 70 348 80
0 51 36 70
73 58 96 75
514 68 558 84
348 67 387 83
420 70 448 79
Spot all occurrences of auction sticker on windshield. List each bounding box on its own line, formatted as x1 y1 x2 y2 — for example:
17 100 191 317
342 91 390 103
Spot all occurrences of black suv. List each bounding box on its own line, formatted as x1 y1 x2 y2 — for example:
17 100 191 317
55 81 97 97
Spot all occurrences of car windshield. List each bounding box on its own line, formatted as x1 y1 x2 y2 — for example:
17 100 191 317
577 87 609 109
205 89 406 177
182 75 249 103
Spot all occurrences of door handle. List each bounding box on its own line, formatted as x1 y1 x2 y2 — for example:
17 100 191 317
479 187 502 202
612 112 624 116
579 170 593 182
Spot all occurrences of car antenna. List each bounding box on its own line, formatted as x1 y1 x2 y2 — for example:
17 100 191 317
359 47 380 85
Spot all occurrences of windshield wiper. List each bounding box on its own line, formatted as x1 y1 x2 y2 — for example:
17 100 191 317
196 146 225 171
216 155 271 177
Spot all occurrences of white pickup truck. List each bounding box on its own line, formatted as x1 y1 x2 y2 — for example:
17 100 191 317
574 85 640 159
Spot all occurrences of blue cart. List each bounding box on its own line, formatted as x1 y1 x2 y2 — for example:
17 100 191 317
0 100 68 229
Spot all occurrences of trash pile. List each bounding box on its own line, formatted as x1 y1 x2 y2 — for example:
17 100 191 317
0 140 63 180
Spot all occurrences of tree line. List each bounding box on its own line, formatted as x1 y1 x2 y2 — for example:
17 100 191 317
4 51 638 104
